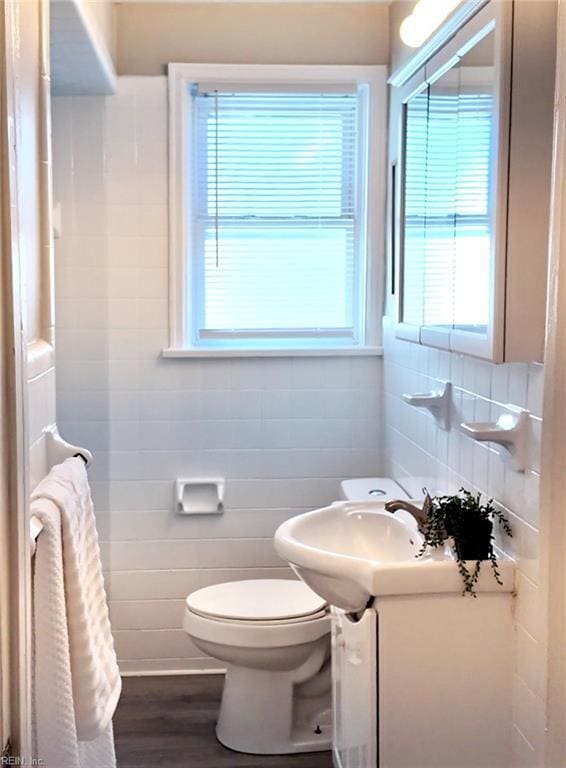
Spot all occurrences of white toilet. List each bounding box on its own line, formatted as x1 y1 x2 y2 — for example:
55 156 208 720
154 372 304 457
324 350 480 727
184 579 331 754
183 478 408 755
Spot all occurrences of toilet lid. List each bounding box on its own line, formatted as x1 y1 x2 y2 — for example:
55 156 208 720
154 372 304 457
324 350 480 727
185 579 327 622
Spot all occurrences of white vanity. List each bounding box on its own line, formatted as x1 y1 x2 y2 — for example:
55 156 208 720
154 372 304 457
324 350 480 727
331 588 513 768
275 500 515 768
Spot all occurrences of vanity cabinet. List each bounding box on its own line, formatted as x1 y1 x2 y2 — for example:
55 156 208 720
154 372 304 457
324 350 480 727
332 592 513 768
394 0 556 362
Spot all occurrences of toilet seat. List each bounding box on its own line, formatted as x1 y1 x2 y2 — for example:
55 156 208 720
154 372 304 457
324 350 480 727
188 609 328 626
186 579 327 624
184 580 330 650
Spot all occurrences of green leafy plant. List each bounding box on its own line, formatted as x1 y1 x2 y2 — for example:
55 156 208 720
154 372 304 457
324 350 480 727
417 488 512 596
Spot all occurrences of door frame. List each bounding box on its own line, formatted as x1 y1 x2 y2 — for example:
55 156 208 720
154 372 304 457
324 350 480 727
541 1 566 765
0 0 34 757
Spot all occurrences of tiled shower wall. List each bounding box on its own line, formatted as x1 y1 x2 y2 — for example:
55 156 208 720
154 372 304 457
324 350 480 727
52 77 383 674
382 317 546 767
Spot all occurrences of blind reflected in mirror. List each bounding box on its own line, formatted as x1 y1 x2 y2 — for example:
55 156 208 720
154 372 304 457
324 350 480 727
401 28 495 334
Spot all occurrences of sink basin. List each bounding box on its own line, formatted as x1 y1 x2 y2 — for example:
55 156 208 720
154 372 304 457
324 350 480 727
274 501 515 611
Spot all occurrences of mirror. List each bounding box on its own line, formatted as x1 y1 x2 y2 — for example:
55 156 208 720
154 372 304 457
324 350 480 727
401 29 495 335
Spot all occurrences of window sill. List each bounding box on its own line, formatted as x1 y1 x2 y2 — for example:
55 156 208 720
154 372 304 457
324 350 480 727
162 346 384 359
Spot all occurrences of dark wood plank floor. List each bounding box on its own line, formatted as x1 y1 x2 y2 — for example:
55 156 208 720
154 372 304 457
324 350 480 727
114 674 333 768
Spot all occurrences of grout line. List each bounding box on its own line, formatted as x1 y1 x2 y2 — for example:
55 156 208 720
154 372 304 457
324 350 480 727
101 536 281 544
114 628 202 634
104 566 290 575
110 597 192 603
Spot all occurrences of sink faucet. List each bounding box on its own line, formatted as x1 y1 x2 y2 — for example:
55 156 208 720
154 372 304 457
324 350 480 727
384 494 432 530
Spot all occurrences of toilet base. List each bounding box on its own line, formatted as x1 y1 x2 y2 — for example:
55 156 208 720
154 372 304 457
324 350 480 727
216 663 332 755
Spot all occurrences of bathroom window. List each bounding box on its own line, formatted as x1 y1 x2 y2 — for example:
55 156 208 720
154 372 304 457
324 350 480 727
167 64 387 356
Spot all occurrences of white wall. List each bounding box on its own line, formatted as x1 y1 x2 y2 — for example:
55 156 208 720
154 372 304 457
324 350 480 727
52 77 384 674
382 322 546 765
115 2 389 75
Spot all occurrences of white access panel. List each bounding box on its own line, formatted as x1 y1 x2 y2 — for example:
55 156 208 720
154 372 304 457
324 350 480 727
332 607 378 768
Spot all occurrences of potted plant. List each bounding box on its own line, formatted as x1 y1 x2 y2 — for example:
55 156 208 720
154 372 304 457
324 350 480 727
418 488 512 596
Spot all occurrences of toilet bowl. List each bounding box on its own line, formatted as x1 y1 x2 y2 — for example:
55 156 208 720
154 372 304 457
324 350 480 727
183 579 332 755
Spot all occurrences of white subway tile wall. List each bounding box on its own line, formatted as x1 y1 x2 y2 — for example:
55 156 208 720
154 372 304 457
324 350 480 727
382 317 545 768
52 77 384 674
29 364 57 491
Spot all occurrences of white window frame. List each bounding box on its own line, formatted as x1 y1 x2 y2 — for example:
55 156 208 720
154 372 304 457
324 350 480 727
165 63 387 358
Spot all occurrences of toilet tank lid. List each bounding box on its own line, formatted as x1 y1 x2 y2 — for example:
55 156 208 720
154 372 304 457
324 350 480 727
340 477 410 502
186 579 327 622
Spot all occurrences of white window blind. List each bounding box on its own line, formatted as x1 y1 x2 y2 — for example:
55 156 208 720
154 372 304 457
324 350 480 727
403 84 493 332
190 87 363 348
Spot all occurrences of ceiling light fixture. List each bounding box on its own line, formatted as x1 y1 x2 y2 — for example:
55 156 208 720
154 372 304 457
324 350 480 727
400 0 463 49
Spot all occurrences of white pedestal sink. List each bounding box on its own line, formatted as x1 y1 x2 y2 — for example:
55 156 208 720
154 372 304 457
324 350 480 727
274 501 515 768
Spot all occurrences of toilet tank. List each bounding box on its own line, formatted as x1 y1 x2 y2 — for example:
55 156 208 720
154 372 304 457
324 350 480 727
339 477 409 502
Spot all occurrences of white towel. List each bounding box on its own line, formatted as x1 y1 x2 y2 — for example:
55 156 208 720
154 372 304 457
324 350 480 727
32 498 117 768
31 457 120 764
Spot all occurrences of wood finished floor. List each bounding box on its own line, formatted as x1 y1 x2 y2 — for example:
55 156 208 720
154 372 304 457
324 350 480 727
114 674 333 768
